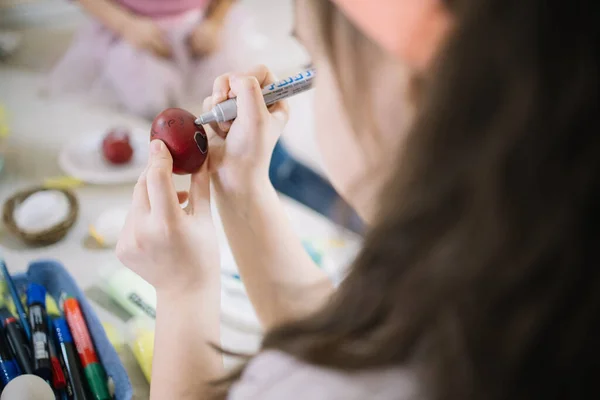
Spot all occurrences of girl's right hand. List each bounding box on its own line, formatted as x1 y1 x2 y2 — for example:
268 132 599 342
121 16 172 59
203 65 289 194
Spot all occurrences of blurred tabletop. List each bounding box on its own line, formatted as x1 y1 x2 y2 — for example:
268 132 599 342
0 66 359 396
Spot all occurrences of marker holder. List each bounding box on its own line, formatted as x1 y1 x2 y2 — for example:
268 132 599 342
13 259 132 399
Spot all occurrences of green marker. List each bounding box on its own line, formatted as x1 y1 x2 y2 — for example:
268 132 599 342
63 295 110 400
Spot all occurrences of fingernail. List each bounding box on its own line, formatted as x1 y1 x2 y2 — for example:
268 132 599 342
151 139 163 154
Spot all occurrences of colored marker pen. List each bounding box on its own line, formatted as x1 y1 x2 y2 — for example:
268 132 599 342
27 283 52 382
54 317 88 400
0 261 31 340
4 316 33 374
59 363 76 400
195 67 316 125
0 327 20 387
47 322 67 390
63 297 110 400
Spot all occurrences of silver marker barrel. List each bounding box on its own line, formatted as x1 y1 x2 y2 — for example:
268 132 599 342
195 68 316 125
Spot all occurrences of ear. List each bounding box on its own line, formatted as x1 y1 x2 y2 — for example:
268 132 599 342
334 0 453 70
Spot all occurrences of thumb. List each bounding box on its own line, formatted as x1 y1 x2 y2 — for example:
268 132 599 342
188 158 211 215
147 139 179 218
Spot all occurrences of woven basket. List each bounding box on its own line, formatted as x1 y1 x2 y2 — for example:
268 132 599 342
2 187 79 246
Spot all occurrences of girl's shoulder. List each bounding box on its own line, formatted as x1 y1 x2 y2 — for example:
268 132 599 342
228 350 418 400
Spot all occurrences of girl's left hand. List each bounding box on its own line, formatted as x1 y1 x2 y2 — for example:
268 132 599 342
188 20 221 57
116 139 220 295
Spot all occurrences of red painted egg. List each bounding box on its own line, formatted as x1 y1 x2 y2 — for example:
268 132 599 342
102 128 134 164
150 108 208 175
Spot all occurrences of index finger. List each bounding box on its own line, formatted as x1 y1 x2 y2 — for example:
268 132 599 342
212 64 279 104
146 140 180 218
212 65 288 122
246 64 278 88
242 64 289 116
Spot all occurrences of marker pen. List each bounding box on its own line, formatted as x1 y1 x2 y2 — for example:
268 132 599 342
27 283 52 382
0 327 20 387
63 297 110 400
59 363 76 400
0 261 31 340
53 318 87 400
195 67 316 125
4 316 33 374
47 321 67 390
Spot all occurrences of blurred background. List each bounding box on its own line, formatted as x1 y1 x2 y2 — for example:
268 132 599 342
0 0 300 69
0 0 322 172
0 1 360 397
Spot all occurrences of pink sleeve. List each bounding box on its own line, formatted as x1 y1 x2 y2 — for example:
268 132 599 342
227 351 418 400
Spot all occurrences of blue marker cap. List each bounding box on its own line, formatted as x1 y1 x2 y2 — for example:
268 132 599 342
26 283 47 307
53 318 73 344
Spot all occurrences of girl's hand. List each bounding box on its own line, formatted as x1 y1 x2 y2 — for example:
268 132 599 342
121 16 172 59
188 20 221 57
203 65 289 194
116 139 220 295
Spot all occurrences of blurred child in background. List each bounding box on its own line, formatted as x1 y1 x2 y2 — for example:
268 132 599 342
47 0 255 119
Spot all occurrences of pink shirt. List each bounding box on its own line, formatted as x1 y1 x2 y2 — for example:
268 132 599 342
116 0 210 17
228 351 418 399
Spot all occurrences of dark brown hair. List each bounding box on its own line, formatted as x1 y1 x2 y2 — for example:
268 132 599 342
224 0 600 399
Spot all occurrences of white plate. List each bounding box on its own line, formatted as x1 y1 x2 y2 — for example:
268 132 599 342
59 128 149 184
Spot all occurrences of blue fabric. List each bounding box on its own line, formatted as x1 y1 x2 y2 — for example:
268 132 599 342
13 259 132 400
269 141 364 234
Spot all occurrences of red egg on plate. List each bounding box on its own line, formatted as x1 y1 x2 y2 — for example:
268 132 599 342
102 128 134 165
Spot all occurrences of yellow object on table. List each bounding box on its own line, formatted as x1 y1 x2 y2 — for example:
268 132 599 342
43 176 84 190
0 105 9 174
102 322 125 352
0 105 9 139
126 318 155 382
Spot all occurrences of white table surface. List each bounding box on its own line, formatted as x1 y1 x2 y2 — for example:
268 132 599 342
0 67 359 390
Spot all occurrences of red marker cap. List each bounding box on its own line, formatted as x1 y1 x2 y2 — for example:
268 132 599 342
63 297 99 367
50 356 67 389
